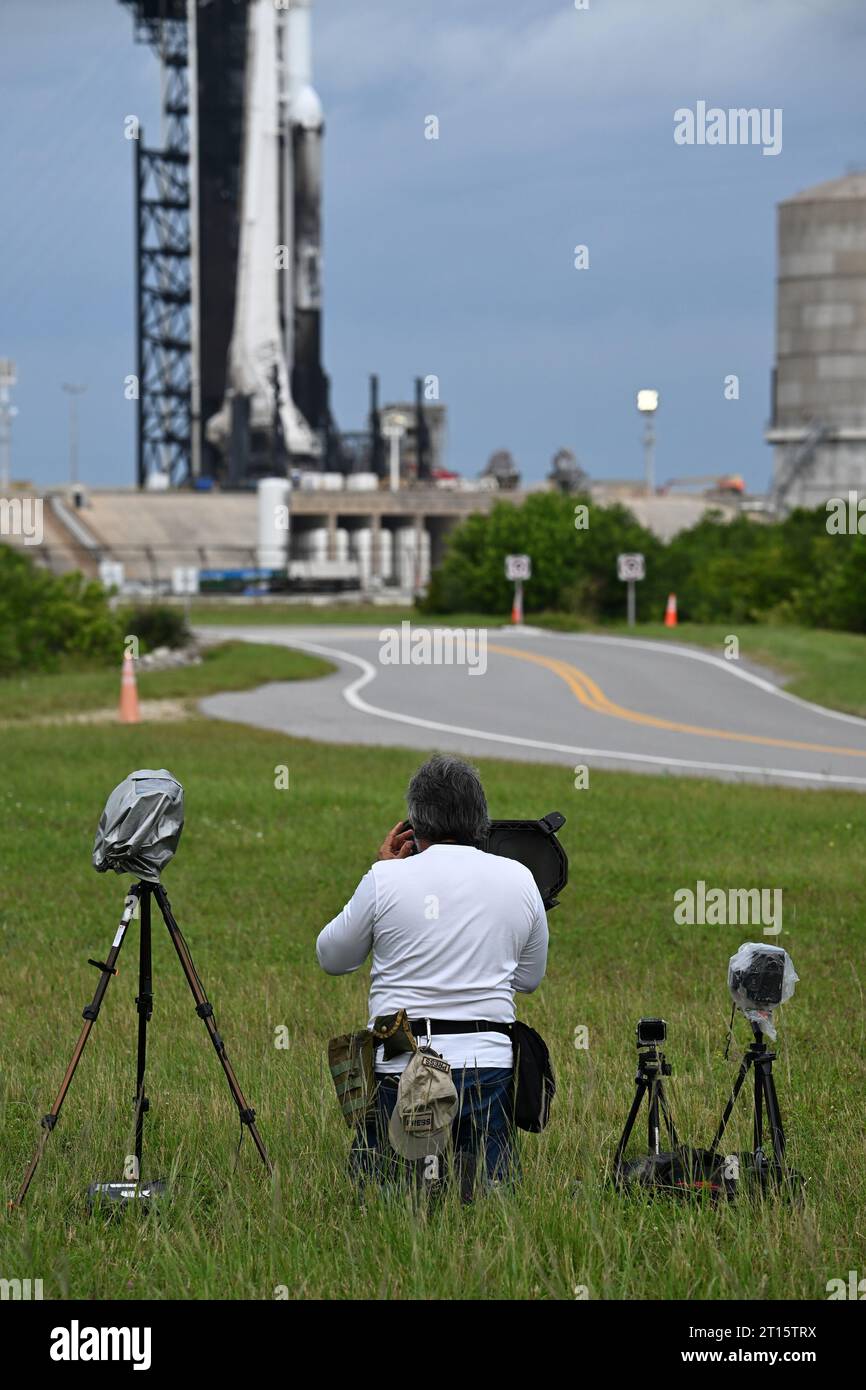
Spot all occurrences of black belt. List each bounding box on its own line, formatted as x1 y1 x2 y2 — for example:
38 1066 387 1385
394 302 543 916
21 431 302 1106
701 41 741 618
403 1018 513 1037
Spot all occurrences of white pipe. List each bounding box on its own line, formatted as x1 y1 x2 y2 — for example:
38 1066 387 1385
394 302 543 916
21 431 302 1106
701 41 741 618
287 0 312 97
257 476 291 568
187 0 202 479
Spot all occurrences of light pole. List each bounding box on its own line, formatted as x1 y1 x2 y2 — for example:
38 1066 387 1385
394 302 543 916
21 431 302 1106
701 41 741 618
62 382 88 487
0 359 17 492
636 389 659 496
382 416 407 493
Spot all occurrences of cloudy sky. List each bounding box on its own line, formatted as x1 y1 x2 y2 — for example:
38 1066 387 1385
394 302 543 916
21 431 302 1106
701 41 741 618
1 0 864 491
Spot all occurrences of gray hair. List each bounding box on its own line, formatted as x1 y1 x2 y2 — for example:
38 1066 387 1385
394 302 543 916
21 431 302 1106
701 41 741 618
406 755 490 845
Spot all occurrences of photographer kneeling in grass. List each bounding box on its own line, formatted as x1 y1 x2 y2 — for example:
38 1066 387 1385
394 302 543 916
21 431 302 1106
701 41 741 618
316 755 549 1199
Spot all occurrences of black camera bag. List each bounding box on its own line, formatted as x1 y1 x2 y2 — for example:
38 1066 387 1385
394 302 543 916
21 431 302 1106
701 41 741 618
509 1021 556 1133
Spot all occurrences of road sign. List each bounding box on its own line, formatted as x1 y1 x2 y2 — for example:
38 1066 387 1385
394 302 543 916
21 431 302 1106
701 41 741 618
171 566 200 596
617 553 645 626
505 554 532 581
505 554 530 624
617 552 645 582
98 560 125 592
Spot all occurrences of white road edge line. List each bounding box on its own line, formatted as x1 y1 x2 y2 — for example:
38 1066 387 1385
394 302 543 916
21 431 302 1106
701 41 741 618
214 630 866 789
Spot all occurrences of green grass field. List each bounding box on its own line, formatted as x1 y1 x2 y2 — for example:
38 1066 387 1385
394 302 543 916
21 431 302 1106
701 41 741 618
0 642 333 723
1 699 864 1299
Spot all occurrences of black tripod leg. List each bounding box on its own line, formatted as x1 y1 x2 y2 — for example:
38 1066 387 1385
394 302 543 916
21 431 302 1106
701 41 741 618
753 1053 764 1155
657 1082 680 1149
758 1061 786 1170
709 1050 753 1154
153 885 273 1176
647 1078 661 1155
11 888 141 1208
614 1078 647 1174
131 887 153 1179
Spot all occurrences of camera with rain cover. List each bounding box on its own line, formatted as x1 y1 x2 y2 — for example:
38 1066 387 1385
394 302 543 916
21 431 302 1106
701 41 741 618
13 771 272 1210
729 947 785 1008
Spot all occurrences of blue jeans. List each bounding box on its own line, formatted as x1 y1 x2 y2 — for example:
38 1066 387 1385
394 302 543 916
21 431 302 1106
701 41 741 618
350 1067 516 1201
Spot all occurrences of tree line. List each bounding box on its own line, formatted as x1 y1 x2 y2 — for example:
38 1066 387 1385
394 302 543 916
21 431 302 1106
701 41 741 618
418 492 866 631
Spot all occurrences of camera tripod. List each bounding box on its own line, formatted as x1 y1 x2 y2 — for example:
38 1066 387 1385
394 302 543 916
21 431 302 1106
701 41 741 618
708 1021 786 1182
12 880 272 1207
613 1038 680 1180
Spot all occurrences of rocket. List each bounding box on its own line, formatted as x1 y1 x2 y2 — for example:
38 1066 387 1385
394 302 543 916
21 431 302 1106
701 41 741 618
285 0 328 438
206 0 328 476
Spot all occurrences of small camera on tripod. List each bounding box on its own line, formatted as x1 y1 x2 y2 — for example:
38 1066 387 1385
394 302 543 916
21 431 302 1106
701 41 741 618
636 1017 666 1047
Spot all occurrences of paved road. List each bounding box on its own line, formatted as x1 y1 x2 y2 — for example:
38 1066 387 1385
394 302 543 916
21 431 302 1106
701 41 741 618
199 624 866 790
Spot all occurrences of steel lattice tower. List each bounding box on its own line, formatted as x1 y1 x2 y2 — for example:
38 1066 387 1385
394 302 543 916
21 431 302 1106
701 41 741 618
123 4 192 487
121 1 250 487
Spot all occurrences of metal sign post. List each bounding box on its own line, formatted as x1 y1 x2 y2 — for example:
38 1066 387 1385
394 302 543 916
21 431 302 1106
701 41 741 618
505 554 531 624
617 552 645 627
172 565 200 626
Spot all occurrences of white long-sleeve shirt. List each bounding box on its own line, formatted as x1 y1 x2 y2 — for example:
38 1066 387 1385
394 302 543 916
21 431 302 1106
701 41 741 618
316 843 549 1072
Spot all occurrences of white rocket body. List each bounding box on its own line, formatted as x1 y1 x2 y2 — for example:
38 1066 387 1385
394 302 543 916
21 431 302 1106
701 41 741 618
287 0 323 320
286 0 326 442
206 0 324 466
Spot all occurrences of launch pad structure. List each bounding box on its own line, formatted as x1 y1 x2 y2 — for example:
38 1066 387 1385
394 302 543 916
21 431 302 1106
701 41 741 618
120 0 431 491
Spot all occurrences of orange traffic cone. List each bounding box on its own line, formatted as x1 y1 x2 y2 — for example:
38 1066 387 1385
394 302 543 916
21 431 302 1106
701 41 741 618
664 593 678 628
119 650 140 724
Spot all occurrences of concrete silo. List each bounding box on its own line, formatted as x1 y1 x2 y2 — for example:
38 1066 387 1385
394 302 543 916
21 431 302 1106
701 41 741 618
767 173 866 511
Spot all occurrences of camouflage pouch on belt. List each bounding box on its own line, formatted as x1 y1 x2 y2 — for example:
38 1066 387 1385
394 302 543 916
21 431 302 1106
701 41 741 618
327 1030 376 1126
372 1008 419 1061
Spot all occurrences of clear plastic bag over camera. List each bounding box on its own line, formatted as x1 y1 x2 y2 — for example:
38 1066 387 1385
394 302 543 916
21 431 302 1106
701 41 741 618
727 942 798 1040
92 770 184 882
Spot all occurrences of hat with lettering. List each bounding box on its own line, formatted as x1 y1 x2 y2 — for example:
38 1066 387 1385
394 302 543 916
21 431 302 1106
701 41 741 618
388 1048 459 1160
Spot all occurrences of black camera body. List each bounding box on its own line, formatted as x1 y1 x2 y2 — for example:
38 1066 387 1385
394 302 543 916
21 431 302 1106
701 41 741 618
730 950 785 1007
637 1017 666 1046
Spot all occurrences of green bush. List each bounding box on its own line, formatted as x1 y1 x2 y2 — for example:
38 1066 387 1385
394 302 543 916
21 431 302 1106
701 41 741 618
120 604 192 654
0 545 122 676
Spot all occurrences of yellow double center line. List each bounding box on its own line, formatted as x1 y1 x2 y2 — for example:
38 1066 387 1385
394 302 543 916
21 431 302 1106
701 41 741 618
487 643 866 759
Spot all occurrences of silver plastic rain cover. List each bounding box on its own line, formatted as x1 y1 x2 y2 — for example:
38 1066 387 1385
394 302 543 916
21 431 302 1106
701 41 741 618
92 770 184 882
728 941 798 1040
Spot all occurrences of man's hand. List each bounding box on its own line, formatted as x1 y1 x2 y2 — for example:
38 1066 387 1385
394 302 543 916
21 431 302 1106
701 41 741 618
378 820 415 861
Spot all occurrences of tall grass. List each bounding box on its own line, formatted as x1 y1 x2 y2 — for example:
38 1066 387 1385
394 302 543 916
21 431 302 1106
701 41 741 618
1 720 863 1299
